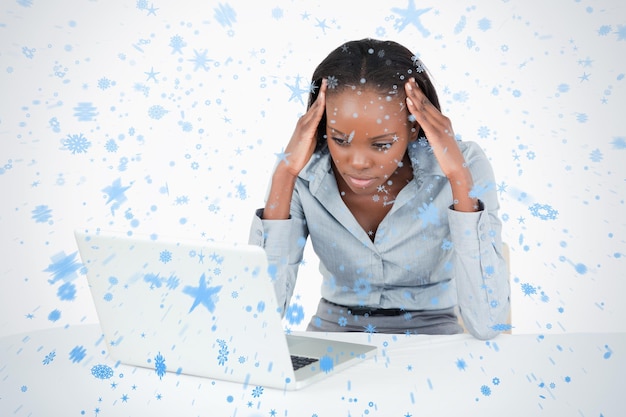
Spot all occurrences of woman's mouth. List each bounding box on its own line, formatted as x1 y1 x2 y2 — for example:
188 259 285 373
346 175 376 189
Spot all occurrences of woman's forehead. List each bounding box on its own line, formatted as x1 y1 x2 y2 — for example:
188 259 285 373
325 88 407 119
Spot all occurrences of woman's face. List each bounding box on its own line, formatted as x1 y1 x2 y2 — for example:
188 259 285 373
325 87 416 195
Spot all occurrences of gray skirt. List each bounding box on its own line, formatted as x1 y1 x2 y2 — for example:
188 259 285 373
306 298 464 335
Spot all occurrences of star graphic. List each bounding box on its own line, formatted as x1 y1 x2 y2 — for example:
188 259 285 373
183 273 222 313
285 76 310 105
392 0 432 37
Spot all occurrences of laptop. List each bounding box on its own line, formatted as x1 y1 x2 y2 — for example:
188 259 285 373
74 229 377 390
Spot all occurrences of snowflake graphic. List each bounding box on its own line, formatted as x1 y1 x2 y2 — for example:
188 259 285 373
480 384 492 396
214 3 237 27
455 358 467 371
62 133 92 154
91 364 114 379
57 282 77 301
363 323 377 334
491 323 513 332
338 316 348 327
217 339 229 366
148 105 168 119
353 278 372 298
477 18 492 31
391 0 432 37
45 251 83 285
589 148 603 162
477 126 490 138
42 350 56 365
154 352 167 379
183 273 222 313
441 239 453 251
528 203 558 220
319 355 334 373
105 139 118 152
417 202 440 226
73 102 98 121
598 25 611 36
69 345 87 363
615 24 626 41
32 205 53 223
188 49 213 72
326 75 339 89
169 35 186 54
611 136 626 149
97 77 114 90
285 76 310 105
521 282 537 296
159 250 172 263
492 377 501 385
286 303 305 325
251 386 264 398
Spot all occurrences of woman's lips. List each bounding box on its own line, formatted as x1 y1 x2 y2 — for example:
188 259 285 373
346 175 376 189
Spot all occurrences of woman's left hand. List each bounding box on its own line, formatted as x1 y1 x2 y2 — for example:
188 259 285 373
404 77 466 180
404 77 478 212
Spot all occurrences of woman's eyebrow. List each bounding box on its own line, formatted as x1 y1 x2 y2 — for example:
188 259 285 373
331 128 397 141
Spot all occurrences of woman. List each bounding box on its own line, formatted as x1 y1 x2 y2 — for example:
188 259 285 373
249 38 510 340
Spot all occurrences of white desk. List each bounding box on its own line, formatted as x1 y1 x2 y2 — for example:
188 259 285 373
0 324 623 416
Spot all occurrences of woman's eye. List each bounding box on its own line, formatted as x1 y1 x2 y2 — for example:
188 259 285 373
332 137 349 146
374 143 392 151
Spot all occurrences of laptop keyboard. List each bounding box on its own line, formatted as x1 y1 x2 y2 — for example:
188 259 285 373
290 355 318 370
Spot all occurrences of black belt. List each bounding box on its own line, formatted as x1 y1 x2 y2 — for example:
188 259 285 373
325 299 407 317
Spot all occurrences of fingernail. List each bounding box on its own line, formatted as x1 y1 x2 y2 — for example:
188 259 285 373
406 82 412 91
406 97 413 106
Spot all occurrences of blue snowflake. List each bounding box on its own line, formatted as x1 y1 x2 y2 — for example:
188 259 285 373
62 133 92 154
148 105 168 119
611 136 626 149
477 18 491 31
528 203 558 220
183 273 222 313
44 251 83 285
105 139 118 152
285 76 310 105
69 345 87 363
73 102 98 121
57 282 77 301
521 283 537 296
235 182 247 199
597 25 611 36
91 364 114 379
491 323 513 332
97 77 114 90
251 386 264 398
169 35 186 54
188 49 213 71
455 358 467 371
42 350 56 365
454 15 466 34
48 309 61 321
418 202 440 226
338 316 348 327
452 91 469 102
492 377 501 385
102 178 131 215
286 303 305 325
214 3 237 27
363 323 377 334
477 125 490 138
217 339 229 366
353 278 372 298
319 355 334 373
480 384 492 396
154 352 167 379
391 0 432 37
32 205 53 223
589 148 603 162
159 250 172 263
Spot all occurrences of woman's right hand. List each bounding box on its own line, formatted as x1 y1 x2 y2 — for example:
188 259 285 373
279 78 327 178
